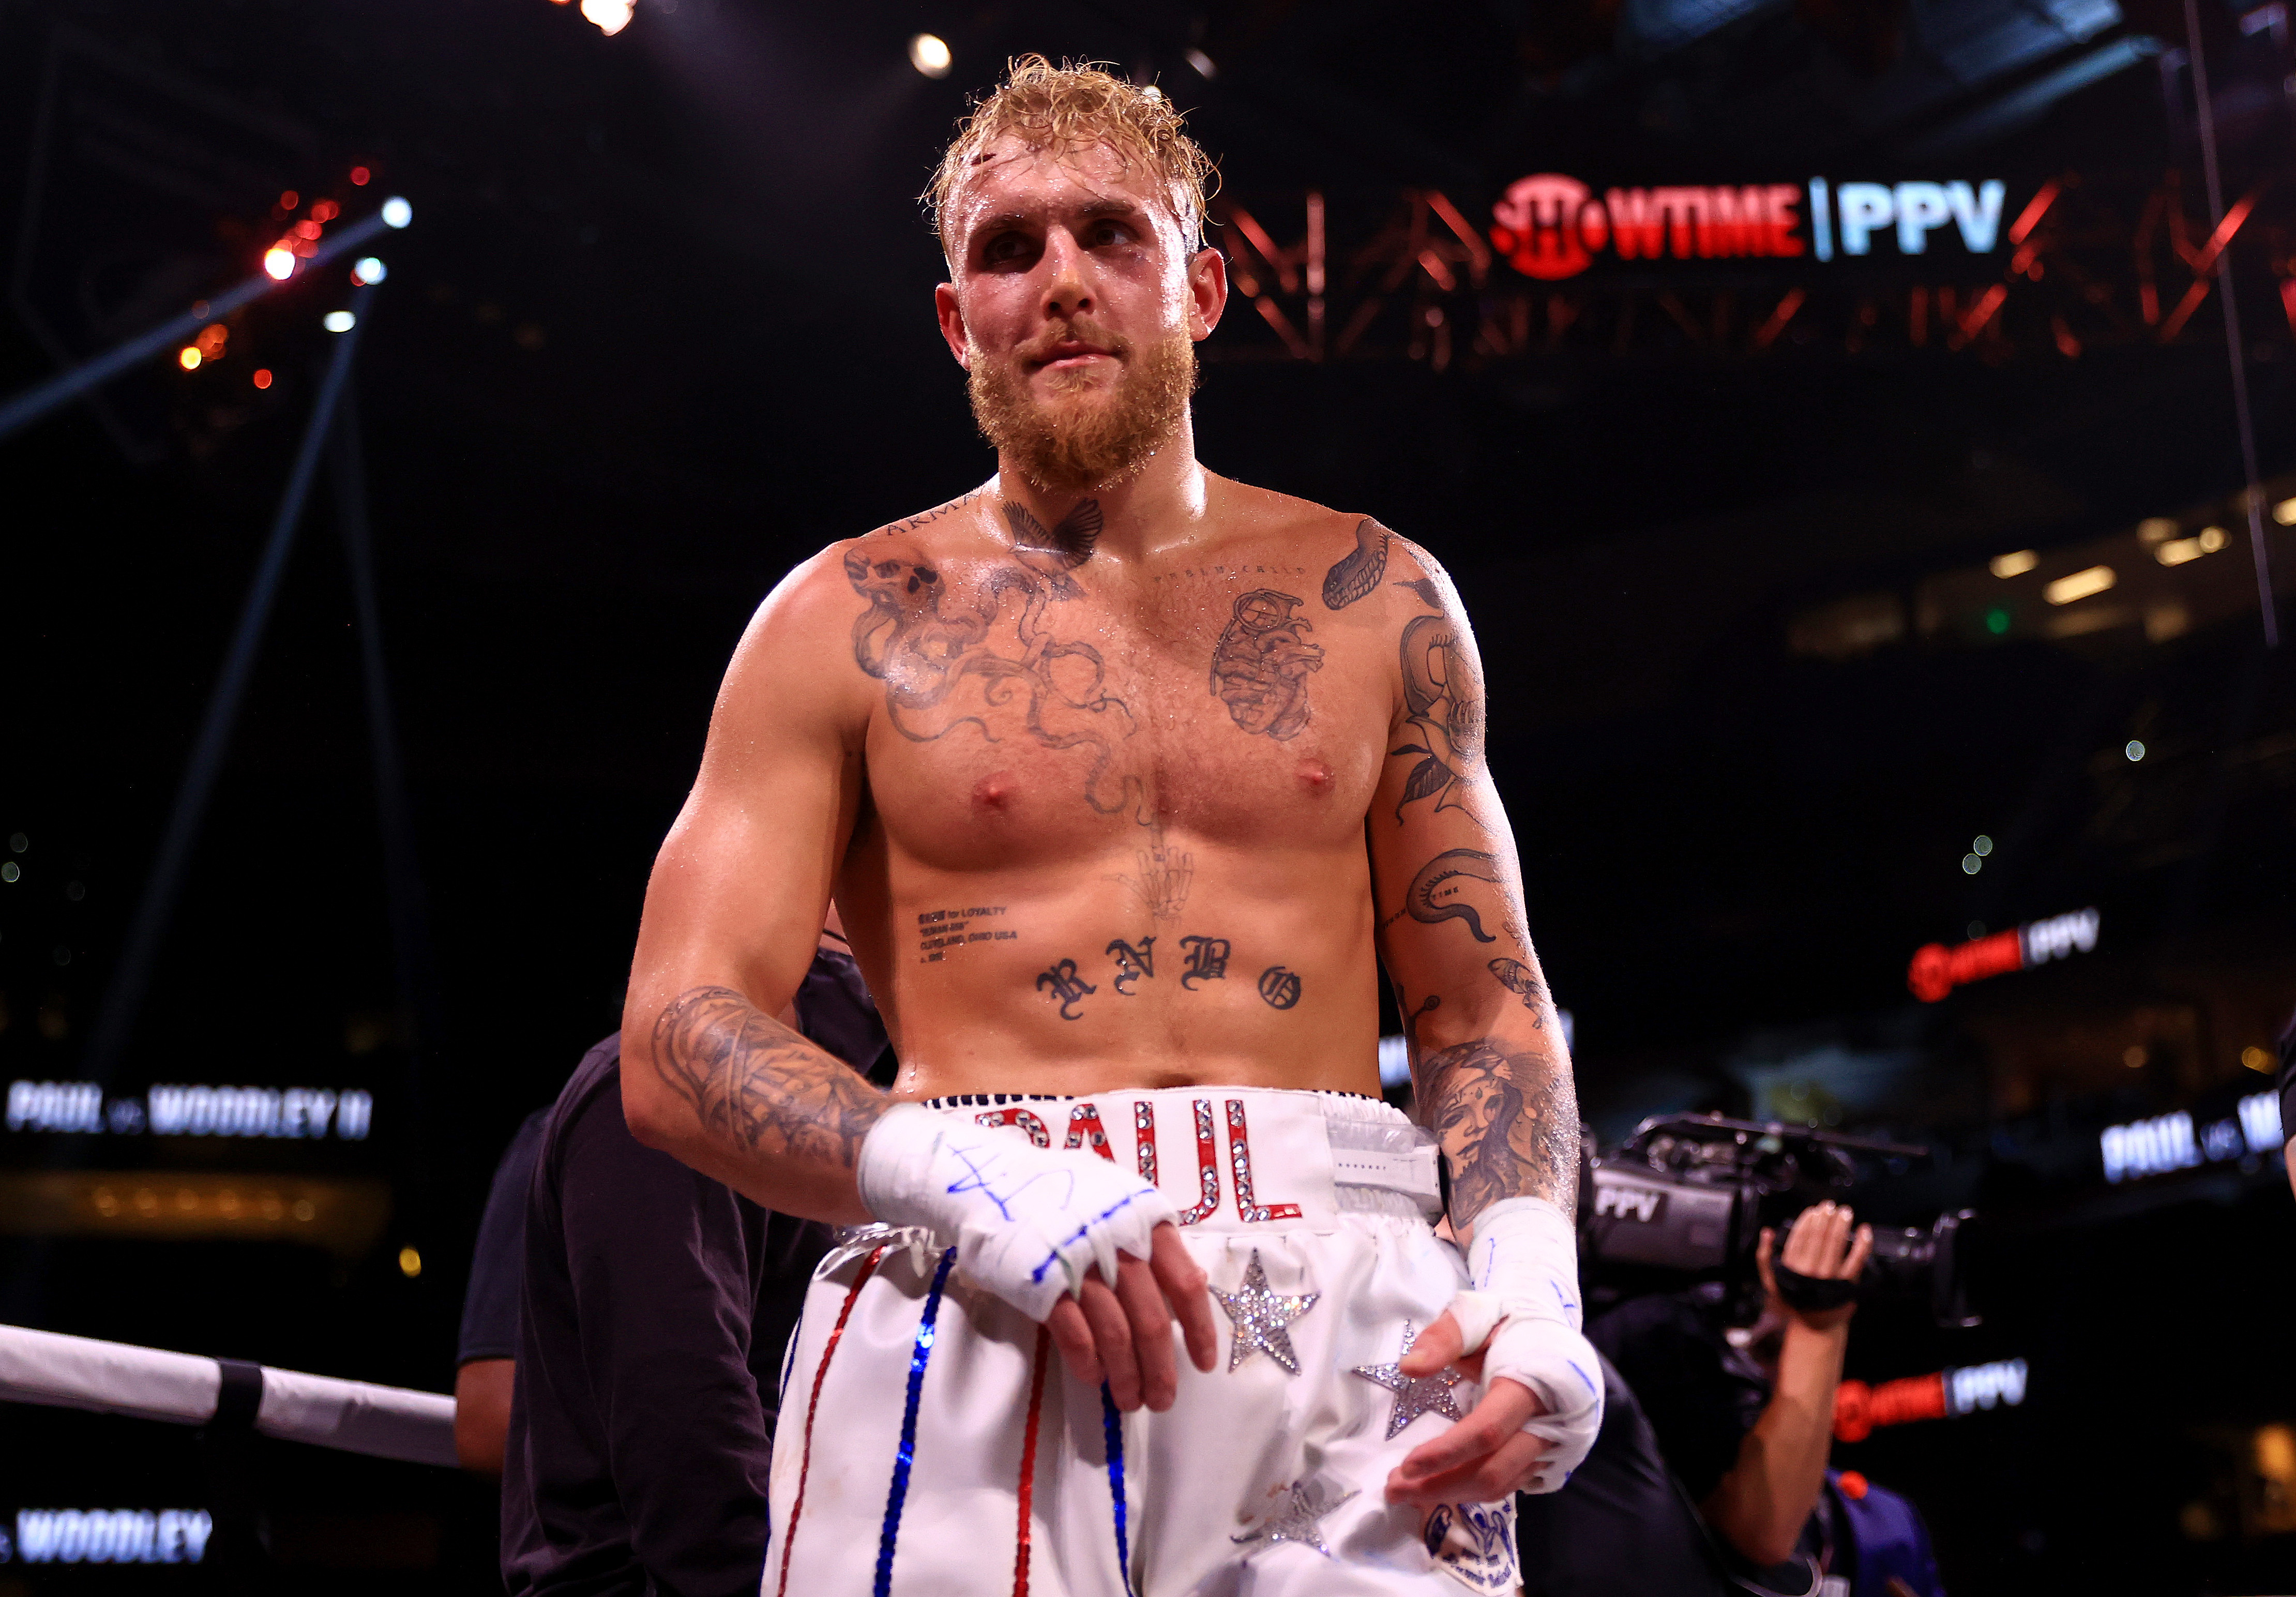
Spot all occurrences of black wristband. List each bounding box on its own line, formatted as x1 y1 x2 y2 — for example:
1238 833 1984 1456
1771 1259 1857 1313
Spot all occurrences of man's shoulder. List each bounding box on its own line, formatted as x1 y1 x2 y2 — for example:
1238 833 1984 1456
1212 479 1449 597
755 493 1004 617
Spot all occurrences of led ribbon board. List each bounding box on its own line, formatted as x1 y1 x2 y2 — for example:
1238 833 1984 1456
1833 1358 2028 1443
2102 1092 2283 1184
1490 175 2011 280
5 1080 372 1139
1906 909 2098 1002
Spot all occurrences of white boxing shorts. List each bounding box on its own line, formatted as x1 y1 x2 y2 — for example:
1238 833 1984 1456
765 1087 1522 1597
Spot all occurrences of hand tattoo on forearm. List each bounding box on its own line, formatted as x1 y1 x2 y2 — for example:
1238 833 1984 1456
652 985 887 1167
1417 1036 1579 1228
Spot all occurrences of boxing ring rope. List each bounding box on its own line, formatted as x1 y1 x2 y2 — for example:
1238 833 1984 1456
0 1324 457 1468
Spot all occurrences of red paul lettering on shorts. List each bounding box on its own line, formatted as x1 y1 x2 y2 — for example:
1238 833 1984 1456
1064 1103 1116 1161
1174 1099 1221 1225
975 1107 1051 1147
1133 1103 1159 1188
1226 1098 1303 1223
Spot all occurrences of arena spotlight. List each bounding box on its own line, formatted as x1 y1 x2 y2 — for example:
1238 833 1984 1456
323 311 356 333
1186 48 1216 78
263 247 296 280
381 197 414 229
910 33 951 77
177 347 201 371
580 0 633 36
351 257 387 285
2043 565 2114 606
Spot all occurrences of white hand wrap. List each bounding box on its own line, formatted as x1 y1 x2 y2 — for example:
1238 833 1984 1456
855 1103 1176 1323
1447 1197 1605 1494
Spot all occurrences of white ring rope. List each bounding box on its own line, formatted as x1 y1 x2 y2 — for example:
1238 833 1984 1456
0 1324 456 1468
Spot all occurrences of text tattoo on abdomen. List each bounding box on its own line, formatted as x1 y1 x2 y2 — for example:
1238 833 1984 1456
917 905 1018 963
1024 932 1304 1021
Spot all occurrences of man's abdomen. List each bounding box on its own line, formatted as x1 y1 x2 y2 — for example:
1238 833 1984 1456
838 847 1386 1099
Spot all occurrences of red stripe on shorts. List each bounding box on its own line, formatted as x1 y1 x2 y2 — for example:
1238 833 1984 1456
775 1244 886 1597
1013 1324 1052 1597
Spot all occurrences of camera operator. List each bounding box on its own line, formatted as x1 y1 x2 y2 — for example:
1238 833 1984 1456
1590 1200 1871 1590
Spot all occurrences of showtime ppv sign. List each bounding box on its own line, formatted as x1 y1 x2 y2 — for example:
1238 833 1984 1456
1489 175 2010 279
1832 1358 2027 1443
1906 908 2098 1003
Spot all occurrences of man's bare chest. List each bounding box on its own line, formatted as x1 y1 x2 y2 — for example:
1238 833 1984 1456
842 543 1394 865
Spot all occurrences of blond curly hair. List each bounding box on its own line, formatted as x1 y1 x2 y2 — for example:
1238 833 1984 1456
924 55 1215 259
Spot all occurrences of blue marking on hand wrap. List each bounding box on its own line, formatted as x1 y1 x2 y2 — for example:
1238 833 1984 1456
1028 1189 1150 1285
1100 1383 1136 1596
945 1140 1079 1223
873 1247 957 1597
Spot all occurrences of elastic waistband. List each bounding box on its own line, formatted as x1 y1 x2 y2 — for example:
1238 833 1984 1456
924 1085 1441 1231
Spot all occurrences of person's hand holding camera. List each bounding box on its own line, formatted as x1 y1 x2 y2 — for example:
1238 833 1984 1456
1758 1199 1874 1334
1700 1200 1876 1569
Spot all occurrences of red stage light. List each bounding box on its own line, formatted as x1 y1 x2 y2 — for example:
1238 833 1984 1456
311 199 340 222
279 190 299 211
350 166 371 186
252 369 274 389
294 219 323 240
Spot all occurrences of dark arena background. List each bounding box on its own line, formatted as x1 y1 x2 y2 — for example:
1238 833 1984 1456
2 0 2294 1592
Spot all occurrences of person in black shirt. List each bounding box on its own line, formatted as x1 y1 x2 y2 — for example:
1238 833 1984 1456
1592 1201 1871 1593
1515 1350 1735 1597
455 1106 550 1470
457 927 886 1595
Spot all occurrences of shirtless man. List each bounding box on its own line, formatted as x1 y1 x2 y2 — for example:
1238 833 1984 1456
621 58 1599 1596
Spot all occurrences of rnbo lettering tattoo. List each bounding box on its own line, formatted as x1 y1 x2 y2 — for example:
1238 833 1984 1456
1036 958 1096 1020
1106 937 1157 995
1257 966 1303 1009
1179 935 1231 990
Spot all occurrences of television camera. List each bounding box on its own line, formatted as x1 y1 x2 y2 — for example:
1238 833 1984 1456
1580 1113 1982 1327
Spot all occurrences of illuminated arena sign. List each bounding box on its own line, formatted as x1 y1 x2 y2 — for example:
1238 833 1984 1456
7 1509 212 1565
1832 1358 2028 1443
2102 1092 2282 1184
1905 908 2098 1003
1489 175 2011 280
5 1080 372 1140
